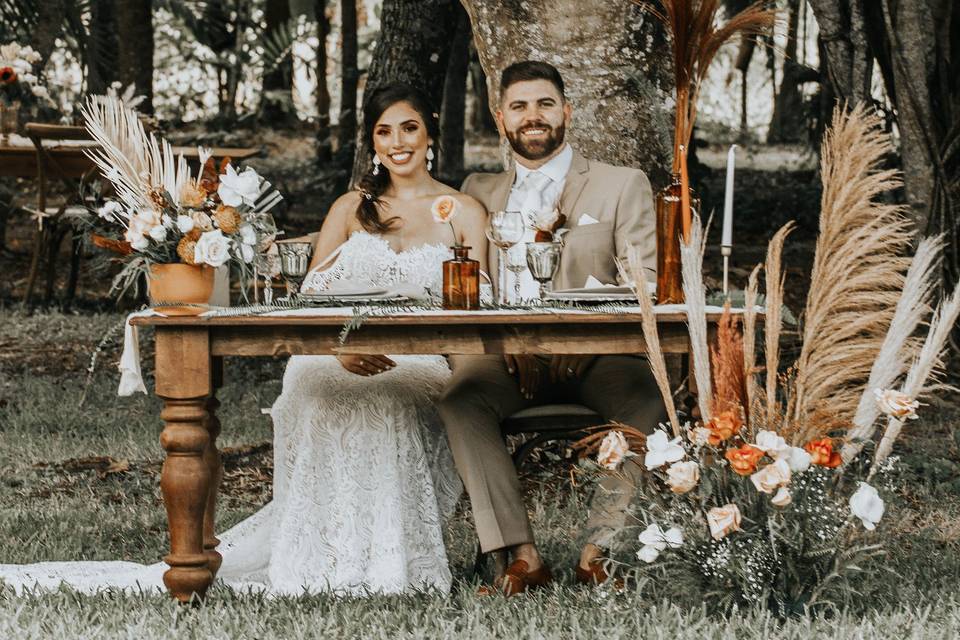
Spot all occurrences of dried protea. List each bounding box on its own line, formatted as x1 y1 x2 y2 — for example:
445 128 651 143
213 204 241 234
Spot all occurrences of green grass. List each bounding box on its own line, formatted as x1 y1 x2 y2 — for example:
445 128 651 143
1 310 960 638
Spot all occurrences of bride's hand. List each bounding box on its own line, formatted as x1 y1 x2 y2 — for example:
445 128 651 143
336 355 396 376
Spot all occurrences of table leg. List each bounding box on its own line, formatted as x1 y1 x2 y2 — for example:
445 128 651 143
203 357 224 578
156 328 213 602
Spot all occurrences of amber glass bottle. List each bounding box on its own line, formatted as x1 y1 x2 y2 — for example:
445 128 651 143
655 173 700 304
442 246 480 310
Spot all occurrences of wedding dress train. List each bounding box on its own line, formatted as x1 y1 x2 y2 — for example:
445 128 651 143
0 231 462 596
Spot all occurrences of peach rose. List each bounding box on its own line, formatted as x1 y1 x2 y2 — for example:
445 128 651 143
705 409 742 446
804 437 842 468
597 430 631 470
430 195 460 224
707 504 741 540
724 444 765 476
666 460 700 494
771 487 792 507
750 458 791 494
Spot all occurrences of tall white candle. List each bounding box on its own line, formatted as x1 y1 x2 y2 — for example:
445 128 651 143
721 144 736 248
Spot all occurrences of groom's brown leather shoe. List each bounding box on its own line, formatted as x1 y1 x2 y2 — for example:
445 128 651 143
574 559 624 589
478 559 553 596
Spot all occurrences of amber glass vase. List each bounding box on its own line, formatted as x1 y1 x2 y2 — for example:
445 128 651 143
442 246 480 310
655 173 700 304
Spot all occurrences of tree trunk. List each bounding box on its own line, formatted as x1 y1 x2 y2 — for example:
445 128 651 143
807 0 873 103
460 0 672 181
261 0 295 124
315 0 333 163
349 0 458 185
87 0 118 94
439 2 471 182
114 0 154 113
769 0 805 143
468 48 497 134
338 0 360 159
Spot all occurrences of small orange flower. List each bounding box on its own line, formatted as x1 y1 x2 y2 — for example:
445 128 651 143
0 67 16 84
705 409 742 446
213 204 241 234
804 438 842 468
176 237 198 265
725 444 765 476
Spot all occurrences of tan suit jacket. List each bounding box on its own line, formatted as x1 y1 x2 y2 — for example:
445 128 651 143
461 149 656 291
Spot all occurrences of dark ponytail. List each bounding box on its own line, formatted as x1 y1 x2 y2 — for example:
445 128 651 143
356 83 441 233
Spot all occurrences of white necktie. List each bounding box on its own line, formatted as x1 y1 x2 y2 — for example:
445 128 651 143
520 171 552 224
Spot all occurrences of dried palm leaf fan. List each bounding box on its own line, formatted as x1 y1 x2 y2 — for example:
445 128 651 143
632 0 775 303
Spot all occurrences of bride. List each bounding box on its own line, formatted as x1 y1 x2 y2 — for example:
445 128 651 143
0 83 489 596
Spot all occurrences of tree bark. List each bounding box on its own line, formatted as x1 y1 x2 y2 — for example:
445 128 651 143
439 2 471 182
468 47 497 134
87 0 119 95
807 0 873 104
114 0 154 113
315 0 333 163
460 0 672 181
769 0 805 143
349 0 458 185
338 0 360 159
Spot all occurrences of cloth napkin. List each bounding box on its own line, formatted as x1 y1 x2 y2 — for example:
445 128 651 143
583 275 614 288
118 309 165 397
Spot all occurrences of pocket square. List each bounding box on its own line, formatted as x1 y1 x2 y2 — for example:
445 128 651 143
578 213 600 226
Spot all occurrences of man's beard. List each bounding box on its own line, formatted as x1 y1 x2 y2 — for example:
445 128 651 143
505 121 566 161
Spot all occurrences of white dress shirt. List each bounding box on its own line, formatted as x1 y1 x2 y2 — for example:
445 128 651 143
504 144 573 301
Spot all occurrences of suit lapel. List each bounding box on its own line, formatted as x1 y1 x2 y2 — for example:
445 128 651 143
490 165 515 212
559 151 589 227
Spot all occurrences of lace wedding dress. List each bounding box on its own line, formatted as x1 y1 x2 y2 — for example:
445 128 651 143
0 231 463 596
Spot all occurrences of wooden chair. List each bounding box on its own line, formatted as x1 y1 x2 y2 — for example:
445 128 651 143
22 123 98 310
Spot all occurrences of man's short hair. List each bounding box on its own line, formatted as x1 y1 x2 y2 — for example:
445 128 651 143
500 61 565 100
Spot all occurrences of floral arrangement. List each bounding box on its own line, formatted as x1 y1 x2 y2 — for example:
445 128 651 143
0 41 48 104
575 105 960 615
532 208 567 243
81 96 280 298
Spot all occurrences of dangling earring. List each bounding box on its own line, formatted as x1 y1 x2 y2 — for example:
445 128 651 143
372 154 381 176
426 146 435 172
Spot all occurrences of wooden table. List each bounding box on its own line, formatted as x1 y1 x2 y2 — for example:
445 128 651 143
0 141 260 178
132 309 713 602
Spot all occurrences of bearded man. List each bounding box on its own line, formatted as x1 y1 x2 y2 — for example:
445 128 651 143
438 60 666 595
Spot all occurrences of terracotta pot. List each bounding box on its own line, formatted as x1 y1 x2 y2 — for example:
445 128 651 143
148 263 215 315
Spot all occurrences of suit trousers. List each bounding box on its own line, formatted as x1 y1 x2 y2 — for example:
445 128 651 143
438 354 665 553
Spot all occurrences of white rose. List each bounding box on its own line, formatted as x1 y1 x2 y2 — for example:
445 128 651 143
239 223 257 246
849 482 884 531
636 545 660 564
191 211 213 231
217 164 261 207
750 458 792 494
194 229 232 267
707 504 741 540
644 429 685 470
240 242 255 264
771 487 792 507
176 215 195 233
597 430 631 471
785 446 812 473
754 430 791 459
638 523 683 551
666 460 700 494
874 388 919 421
148 224 168 242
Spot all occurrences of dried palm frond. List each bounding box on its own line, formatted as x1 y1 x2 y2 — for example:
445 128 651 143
633 0 776 237
711 302 747 420
742 263 762 430
81 96 190 216
871 285 960 471
788 105 914 441
841 236 943 462
680 214 714 422
618 249 682 436
763 221 793 431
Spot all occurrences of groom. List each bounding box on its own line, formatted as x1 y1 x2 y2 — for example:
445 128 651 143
439 60 666 594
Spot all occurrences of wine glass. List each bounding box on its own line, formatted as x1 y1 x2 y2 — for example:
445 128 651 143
277 241 313 299
485 210 524 306
505 246 528 304
525 241 561 300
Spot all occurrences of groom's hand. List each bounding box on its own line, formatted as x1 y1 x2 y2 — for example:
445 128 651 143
336 355 396 376
549 355 596 383
504 355 542 400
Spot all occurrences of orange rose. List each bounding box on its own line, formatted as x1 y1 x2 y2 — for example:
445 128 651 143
804 438 842 468
725 444 765 476
706 410 742 446
0 67 16 84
